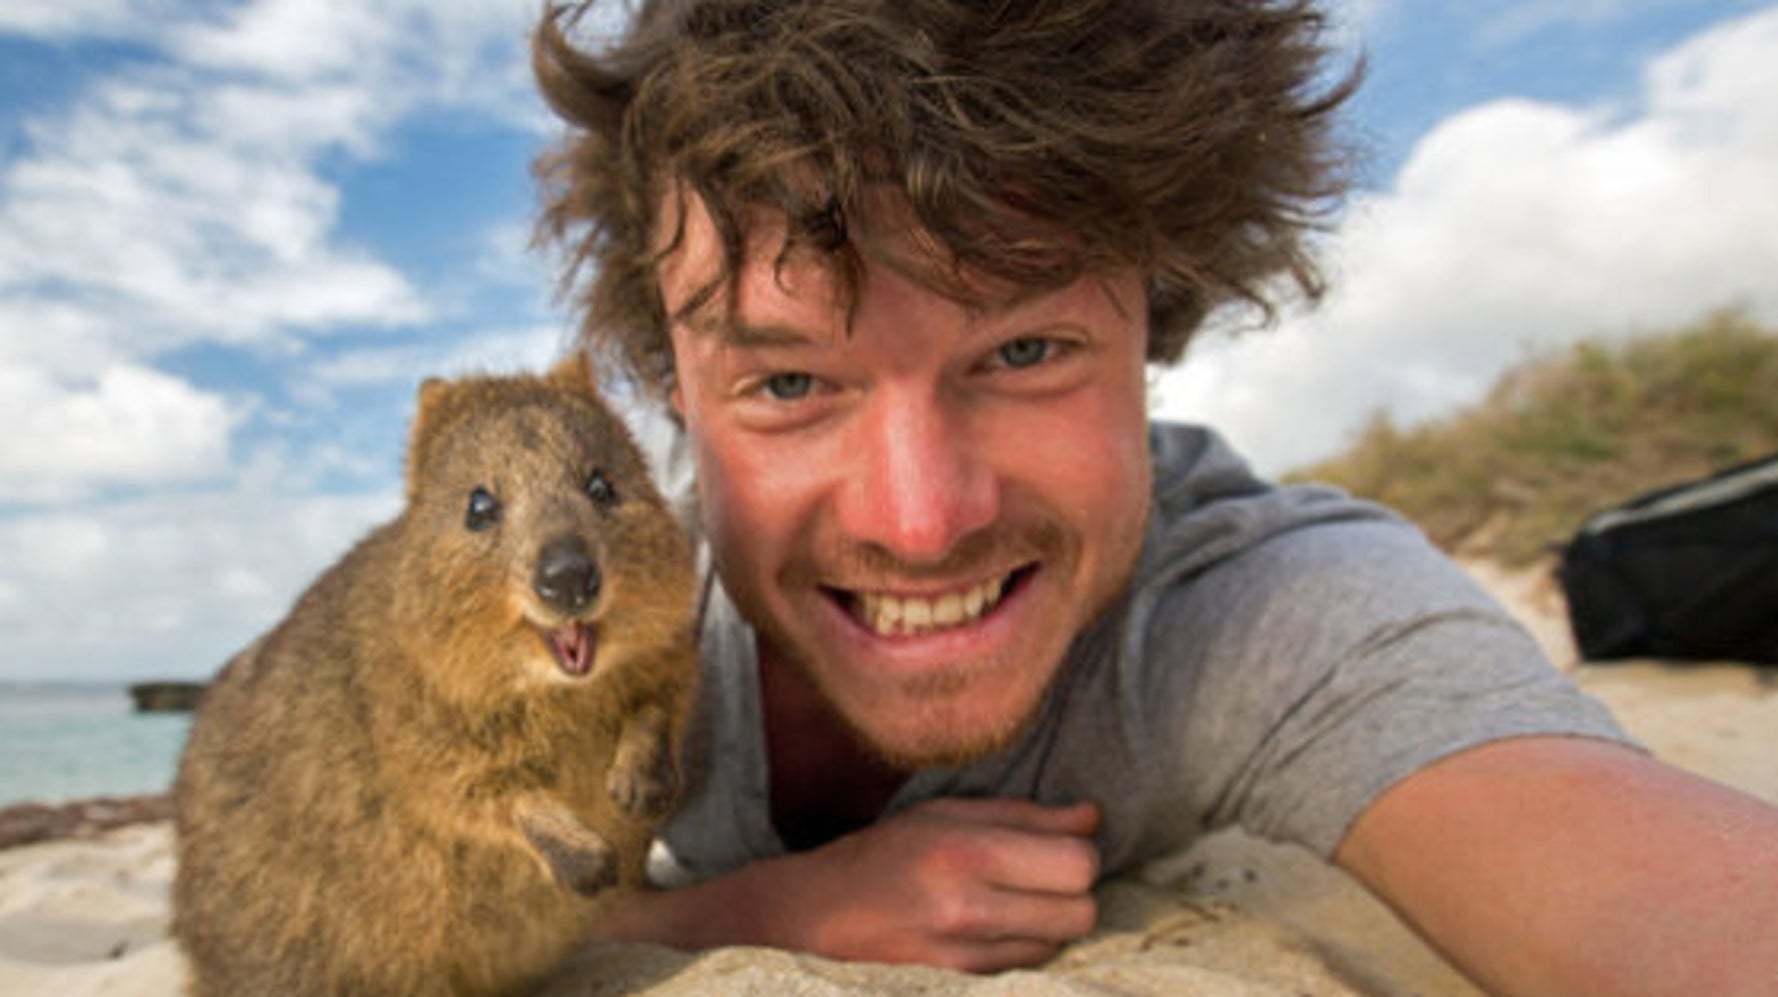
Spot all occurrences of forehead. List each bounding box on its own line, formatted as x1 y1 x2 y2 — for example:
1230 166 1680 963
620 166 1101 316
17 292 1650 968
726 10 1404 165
425 397 632 474
653 187 842 323
653 186 1098 339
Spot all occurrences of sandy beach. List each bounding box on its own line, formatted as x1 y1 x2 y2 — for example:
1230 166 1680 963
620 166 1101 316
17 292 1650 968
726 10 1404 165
4 561 1774 997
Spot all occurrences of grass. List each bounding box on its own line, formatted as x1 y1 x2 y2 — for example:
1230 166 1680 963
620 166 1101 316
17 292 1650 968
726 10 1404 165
1289 311 1778 566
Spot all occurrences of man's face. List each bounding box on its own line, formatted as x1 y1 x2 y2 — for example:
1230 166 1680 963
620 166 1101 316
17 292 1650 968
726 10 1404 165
661 194 1153 768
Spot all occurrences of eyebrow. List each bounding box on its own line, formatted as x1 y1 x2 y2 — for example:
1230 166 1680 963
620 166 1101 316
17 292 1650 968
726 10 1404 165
681 311 823 349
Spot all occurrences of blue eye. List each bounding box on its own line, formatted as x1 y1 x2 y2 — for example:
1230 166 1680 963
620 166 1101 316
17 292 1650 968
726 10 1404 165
997 338 1051 369
465 487 501 531
763 372 815 400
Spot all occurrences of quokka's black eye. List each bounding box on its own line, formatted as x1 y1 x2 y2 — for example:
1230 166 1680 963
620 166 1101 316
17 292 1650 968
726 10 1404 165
465 487 501 531
585 469 618 509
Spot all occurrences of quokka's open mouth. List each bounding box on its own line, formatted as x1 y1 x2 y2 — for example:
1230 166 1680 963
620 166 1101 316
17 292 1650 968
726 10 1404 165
543 621 597 677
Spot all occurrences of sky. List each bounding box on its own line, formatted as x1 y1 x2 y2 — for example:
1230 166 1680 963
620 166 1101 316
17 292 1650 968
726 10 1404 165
1 0 1775 683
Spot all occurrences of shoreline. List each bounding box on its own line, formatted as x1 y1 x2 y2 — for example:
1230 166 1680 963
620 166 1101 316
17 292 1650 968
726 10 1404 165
0 793 172 851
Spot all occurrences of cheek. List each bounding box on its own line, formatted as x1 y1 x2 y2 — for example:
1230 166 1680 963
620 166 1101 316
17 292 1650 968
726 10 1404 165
1017 380 1150 532
685 422 808 579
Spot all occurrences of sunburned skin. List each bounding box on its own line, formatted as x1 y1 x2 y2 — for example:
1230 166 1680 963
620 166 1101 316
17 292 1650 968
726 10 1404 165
659 189 1153 768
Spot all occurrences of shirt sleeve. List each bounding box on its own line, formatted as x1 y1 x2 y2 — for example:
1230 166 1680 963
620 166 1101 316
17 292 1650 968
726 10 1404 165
1124 513 1636 861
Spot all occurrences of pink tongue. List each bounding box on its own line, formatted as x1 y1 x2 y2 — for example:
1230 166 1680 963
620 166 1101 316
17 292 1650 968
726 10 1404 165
549 624 594 676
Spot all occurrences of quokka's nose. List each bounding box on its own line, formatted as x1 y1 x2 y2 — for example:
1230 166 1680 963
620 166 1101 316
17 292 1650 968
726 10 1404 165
533 535 602 614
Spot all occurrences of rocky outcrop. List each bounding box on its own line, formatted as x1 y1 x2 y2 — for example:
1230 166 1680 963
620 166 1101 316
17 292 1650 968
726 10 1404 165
0 794 173 850
128 682 206 713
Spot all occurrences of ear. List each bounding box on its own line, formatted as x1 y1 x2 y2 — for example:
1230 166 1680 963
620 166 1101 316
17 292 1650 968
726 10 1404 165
548 349 598 398
413 376 453 439
418 374 452 409
406 377 451 502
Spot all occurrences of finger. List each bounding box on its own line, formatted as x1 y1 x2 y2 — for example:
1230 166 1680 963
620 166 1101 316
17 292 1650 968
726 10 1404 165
967 823 1101 895
970 888 1098 946
916 797 1103 836
927 890 1096 966
936 936 1065 974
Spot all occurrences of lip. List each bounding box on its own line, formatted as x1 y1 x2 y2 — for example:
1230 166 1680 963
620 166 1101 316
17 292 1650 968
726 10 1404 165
811 564 1039 672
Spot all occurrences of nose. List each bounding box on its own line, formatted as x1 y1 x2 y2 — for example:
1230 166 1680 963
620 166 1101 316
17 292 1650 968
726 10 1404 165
533 534 602 614
836 387 999 564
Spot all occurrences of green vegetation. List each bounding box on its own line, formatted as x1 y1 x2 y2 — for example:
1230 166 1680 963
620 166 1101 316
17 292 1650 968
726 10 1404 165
1291 311 1778 566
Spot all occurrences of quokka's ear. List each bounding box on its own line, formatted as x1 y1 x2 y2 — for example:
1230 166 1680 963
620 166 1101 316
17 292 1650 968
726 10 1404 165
416 376 452 417
405 376 453 502
412 376 456 442
546 349 598 398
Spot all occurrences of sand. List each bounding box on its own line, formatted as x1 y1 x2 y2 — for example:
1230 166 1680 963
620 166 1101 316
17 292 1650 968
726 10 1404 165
3 561 1773 997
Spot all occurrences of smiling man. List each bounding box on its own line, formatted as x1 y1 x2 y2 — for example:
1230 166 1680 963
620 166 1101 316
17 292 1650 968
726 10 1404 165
531 1 1778 992
664 196 1153 773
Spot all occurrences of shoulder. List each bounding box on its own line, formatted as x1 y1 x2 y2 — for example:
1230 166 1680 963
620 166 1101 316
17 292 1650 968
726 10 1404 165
1136 423 1464 629
1061 426 1627 860
1129 426 1573 724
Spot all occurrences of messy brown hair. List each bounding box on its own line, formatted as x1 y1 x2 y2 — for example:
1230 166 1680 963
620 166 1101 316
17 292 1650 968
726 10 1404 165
534 0 1356 400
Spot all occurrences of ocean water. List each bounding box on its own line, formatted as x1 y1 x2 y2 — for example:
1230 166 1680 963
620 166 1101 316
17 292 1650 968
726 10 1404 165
0 682 194 808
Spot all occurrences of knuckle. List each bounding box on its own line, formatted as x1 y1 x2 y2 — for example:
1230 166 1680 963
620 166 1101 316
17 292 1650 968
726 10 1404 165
930 888 988 935
922 834 985 878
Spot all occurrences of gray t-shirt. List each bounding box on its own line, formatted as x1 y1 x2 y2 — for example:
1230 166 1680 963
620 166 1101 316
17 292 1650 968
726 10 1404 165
644 422 1632 886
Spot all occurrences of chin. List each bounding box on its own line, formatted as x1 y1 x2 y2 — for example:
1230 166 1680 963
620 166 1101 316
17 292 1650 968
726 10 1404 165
844 682 1046 770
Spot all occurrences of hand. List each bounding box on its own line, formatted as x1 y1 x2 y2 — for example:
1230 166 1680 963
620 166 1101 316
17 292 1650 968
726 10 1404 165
770 797 1104 971
592 797 1102 972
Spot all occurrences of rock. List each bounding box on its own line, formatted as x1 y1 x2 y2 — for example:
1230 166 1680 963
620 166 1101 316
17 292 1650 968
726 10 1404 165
128 682 207 713
0 794 173 850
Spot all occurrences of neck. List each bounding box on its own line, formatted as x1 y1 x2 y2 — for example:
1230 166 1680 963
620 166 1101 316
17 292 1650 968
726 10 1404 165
757 639 906 851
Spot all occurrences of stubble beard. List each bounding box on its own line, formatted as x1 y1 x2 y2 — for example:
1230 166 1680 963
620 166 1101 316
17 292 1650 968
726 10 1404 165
814 645 1045 770
759 516 1104 771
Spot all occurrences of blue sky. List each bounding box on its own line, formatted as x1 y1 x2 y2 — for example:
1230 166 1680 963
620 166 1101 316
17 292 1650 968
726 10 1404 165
2 0 1775 683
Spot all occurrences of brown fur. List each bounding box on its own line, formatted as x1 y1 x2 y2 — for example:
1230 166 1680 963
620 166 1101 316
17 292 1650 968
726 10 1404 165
172 356 697 997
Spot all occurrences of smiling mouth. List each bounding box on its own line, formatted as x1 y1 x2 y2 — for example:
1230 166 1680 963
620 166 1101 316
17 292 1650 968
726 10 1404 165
542 621 597 677
833 567 1033 638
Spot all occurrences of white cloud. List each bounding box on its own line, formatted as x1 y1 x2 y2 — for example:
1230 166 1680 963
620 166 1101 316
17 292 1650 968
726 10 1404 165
0 0 546 358
0 60 427 362
0 487 400 682
0 0 561 683
302 325 568 402
171 0 545 126
0 364 236 502
1152 5 1778 476
1354 0 1725 46
0 0 184 40
171 2 398 82
0 0 551 513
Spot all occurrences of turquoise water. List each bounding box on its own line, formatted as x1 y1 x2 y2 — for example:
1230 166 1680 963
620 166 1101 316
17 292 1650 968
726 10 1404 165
0 683 194 808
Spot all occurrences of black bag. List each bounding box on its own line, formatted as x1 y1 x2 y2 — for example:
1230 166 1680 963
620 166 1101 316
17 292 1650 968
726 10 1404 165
1558 452 1778 664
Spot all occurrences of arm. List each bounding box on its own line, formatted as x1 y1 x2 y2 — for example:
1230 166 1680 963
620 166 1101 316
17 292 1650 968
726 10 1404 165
1335 735 1778 997
593 797 1102 972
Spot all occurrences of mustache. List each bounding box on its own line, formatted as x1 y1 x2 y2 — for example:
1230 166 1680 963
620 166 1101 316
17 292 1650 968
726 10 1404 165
789 519 1069 589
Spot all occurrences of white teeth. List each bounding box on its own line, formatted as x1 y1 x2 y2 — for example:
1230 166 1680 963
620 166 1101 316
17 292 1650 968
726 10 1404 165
856 576 1008 637
933 594 962 626
904 599 932 629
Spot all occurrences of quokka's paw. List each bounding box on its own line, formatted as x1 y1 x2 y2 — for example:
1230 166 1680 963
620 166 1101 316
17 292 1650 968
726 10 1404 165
607 737 679 820
517 801 618 896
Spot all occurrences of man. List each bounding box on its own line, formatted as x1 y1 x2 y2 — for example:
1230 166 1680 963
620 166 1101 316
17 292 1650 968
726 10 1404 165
532 1 1778 993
